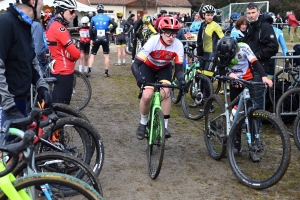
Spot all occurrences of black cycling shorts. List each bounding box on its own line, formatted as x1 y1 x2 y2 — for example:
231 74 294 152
79 42 90 55
115 34 126 46
91 39 109 55
140 63 172 84
51 73 74 105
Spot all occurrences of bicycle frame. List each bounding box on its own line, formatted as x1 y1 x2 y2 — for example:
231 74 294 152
147 88 163 146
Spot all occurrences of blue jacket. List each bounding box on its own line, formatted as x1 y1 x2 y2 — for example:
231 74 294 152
273 27 287 56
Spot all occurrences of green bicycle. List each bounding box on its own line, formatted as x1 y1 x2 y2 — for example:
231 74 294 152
0 110 103 199
170 51 213 120
138 81 179 180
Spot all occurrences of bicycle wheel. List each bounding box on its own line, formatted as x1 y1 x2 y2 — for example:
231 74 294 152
37 117 104 176
227 110 291 189
293 114 300 151
275 87 300 136
0 173 103 200
170 69 183 104
70 70 92 110
147 108 165 180
268 68 294 107
52 103 89 121
181 73 213 120
203 94 227 160
13 152 103 197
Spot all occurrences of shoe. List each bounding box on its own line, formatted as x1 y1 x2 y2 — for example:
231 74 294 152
105 73 110 77
249 151 260 162
136 124 146 140
189 102 197 108
86 71 91 77
219 90 230 95
164 128 171 139
114 63 122 66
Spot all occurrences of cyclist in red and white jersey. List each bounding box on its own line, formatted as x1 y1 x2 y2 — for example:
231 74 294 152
77 16 90 73
46 0 80 104
131 17 185 140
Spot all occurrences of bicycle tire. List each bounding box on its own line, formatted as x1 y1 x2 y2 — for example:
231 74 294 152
170 69 183 104
203 94 227 160
36 117 92 170
268 68 295 106
38 117 104 176
70 70 92 110
53 103 90 122
0 173 103 200
275 87 300 136
147 108 165 180
212 76 222 94
293 114 300 151
227 109 291 189
181 73 213 120
13 152 103 197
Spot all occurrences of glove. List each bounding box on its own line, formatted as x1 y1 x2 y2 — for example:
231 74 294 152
37 87 52 109
177 78 186 89
5 106 24 120
136 76 146 88
189 43 196 49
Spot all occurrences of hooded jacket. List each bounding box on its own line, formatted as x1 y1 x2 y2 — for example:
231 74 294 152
244 14 278 73
0 4 48 110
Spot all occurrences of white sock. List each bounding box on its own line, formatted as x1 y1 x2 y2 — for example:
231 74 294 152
140 114 148 125
118 59 121 64
79 65 82 72
164 119 168 129
84 66 88 72
123 59 126 63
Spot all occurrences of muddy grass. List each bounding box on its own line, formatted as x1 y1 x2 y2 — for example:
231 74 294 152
78 44 300 200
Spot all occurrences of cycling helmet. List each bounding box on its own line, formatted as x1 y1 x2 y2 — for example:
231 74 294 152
160 10 167 14
216 36 238 67
53 0 77 10
202 5 215 14
230 12 241 21
159 17 180 31
81 16 89 24
97 4 104 11
142 14 151 24
216 9 222 15
117 12 123 18
265 12 276 23
88 11 93 15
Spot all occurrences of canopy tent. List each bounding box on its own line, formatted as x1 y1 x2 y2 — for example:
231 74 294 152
0 0 96 12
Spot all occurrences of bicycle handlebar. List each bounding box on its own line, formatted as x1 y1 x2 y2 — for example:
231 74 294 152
138 81 180 99
215 75 267 87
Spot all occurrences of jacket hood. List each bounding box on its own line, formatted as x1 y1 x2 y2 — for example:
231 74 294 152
261 13 274 24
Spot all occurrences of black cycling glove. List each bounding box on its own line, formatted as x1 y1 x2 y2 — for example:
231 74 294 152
37 87 52 109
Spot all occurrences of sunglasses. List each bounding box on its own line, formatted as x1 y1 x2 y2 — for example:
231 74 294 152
162 31 178 38
69 10 75 15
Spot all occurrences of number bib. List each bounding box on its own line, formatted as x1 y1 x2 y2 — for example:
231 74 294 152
97 29 105 37
116 28 123 35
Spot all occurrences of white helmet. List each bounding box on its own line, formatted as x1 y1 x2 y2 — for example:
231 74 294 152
202 5 215 14
88 11 93 15
53 0 77 10
41 10 44 16
81 16 89 24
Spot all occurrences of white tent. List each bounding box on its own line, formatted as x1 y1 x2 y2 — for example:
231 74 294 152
0 0 96 12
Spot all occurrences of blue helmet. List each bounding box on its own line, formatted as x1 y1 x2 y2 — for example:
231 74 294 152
230 12 241 21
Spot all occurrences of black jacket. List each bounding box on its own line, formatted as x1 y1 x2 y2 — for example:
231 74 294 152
0 4 45 110
244 14 278 72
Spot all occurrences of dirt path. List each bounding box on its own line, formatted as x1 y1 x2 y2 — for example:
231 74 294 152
78 44 300 200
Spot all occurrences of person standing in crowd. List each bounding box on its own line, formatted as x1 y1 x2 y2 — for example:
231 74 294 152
176 18 186 41
32 19 49 75
154 10 168 31
46 0 80 104
127 13 136 52
0 0 51 119
186 13 191 23
127 13 135 26
213 9 222 24
88 4 117 77
113 12 133 66
131 14 157 63
189 13 202 33
275 13 284 30
88 11 93 22
286 11 300 42
77 16 90 74
230 12 241 31
244 2 278 111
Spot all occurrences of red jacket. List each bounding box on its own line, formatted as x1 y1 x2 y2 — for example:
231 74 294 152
46 21 80 75
287 14 299 27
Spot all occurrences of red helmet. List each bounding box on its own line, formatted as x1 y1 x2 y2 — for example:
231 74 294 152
159 17 180 30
